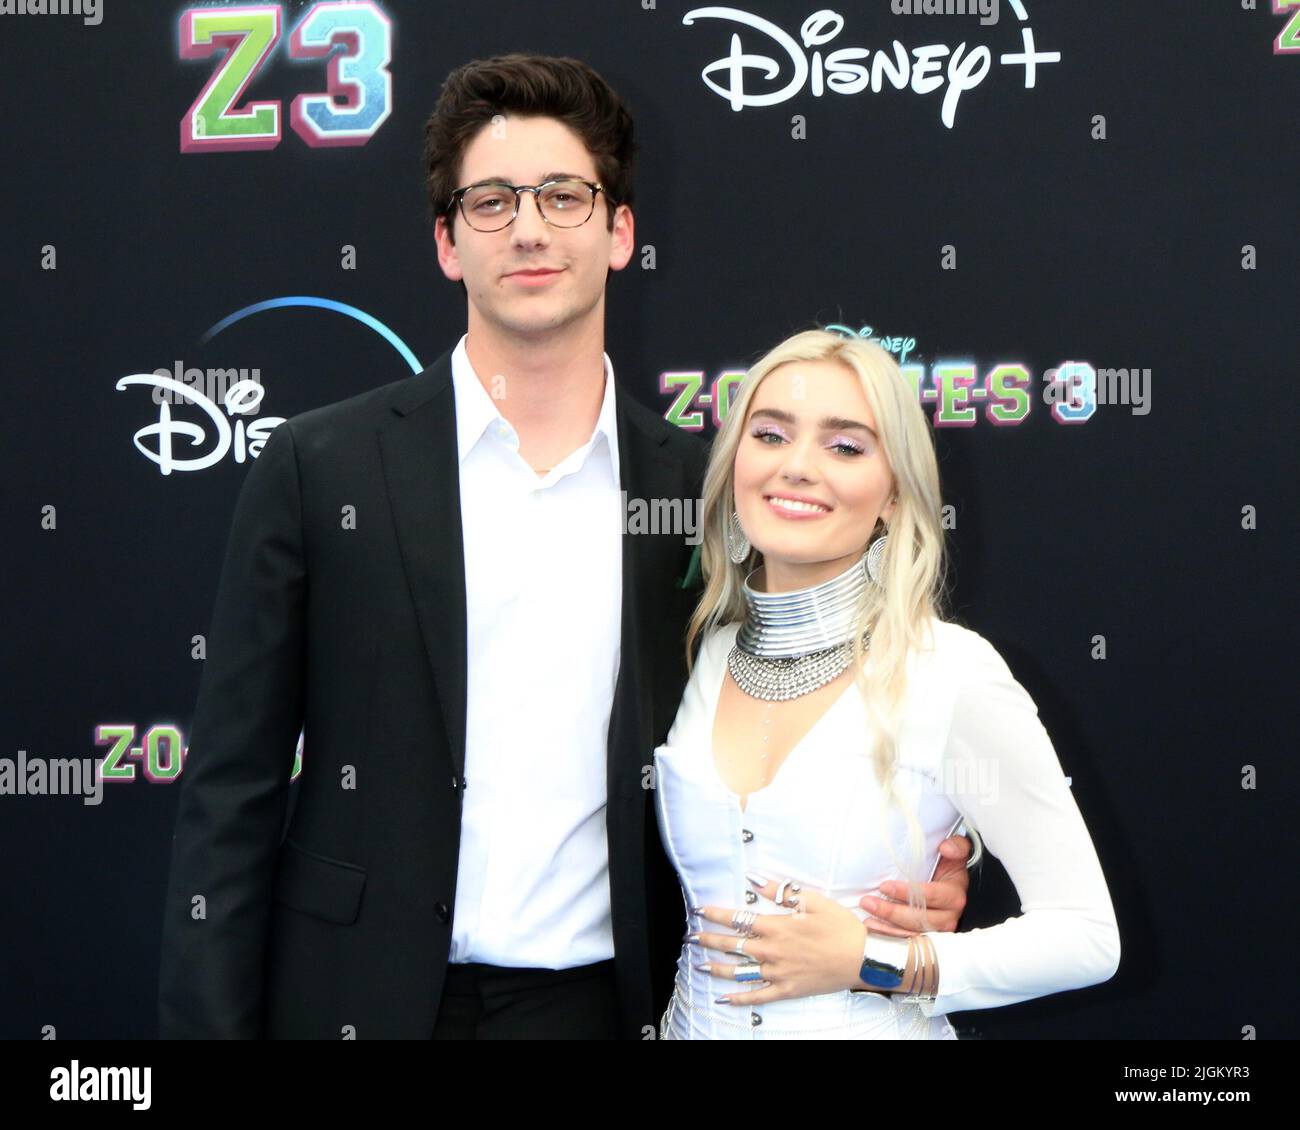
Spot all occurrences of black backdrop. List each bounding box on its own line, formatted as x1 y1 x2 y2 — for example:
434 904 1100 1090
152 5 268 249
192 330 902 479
3 0 1296 1040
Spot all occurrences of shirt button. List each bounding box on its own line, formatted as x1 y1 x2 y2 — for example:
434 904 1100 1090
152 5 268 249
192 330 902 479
741 829 754 843
435 902 450 923
750 1012 762 1027
745 890 757 904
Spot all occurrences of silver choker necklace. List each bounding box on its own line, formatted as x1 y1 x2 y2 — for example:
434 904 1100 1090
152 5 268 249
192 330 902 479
728 553 872 701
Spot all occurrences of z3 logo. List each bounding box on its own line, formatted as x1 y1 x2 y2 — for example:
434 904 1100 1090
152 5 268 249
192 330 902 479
1276 0 1300 54
180 1 393 152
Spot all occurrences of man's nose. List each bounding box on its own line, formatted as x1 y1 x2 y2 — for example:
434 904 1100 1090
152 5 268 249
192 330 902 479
510 191 550 245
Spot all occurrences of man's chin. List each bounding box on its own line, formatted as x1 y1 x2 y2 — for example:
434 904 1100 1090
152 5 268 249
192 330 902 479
485 299 594 338
499 311 567 338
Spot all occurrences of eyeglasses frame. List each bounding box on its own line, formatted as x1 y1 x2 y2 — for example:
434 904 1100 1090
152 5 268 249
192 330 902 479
443 177 616 232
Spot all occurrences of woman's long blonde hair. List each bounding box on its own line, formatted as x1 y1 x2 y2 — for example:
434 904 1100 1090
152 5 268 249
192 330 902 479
686 328 954 925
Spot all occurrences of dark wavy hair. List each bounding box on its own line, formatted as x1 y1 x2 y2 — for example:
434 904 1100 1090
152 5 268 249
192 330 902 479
422 53 637 243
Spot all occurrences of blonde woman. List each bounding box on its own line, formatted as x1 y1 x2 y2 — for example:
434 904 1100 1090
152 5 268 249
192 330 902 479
654 329 1120 1039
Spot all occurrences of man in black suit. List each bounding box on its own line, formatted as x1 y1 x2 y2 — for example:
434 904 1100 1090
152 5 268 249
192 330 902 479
158 53 972 1040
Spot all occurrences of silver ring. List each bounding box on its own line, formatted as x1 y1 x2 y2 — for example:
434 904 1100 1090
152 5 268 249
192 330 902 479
733 960 763 983
774 880 792 906
732 936 749 956
731 910 757 934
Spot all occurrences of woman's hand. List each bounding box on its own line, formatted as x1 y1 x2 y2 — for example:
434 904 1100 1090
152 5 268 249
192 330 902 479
689 875 871 1005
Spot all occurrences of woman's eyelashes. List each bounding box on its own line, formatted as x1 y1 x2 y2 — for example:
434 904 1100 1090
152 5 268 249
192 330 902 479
751 424 789 445
749 424 866 457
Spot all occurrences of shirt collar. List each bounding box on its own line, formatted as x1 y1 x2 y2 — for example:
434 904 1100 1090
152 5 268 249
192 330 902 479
450 333 620 484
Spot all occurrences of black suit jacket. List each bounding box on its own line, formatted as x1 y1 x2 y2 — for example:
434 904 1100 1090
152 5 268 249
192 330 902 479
158 344 709 1038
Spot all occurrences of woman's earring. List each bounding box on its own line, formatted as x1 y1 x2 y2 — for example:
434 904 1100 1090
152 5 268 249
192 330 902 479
866 532 888 585
725 510 751 564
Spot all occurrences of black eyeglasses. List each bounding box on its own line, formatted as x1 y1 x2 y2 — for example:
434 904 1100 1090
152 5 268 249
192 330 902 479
444 178 614 232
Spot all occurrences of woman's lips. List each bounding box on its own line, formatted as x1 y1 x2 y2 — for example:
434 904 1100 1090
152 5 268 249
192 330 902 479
764 494 832 519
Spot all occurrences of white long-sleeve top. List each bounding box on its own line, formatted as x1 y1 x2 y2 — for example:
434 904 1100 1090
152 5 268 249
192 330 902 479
653 618 1120 1039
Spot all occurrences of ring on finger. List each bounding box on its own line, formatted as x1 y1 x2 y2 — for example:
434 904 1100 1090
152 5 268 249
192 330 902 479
733 960 763 983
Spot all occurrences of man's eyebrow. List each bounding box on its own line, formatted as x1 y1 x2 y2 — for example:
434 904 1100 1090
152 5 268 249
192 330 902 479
749 407 877 438
470 171 592 184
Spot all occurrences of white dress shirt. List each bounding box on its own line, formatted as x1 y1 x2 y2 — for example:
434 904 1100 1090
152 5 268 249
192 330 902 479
654 618 1121 1038
447 333 624 967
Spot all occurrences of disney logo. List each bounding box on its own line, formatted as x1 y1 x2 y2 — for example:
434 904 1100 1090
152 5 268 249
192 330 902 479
115 373 285 476
682 5 1056 128
825 324 918 366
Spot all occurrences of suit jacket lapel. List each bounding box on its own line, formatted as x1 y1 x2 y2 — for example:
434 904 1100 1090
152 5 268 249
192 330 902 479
608 386 686 799
378 348 469 780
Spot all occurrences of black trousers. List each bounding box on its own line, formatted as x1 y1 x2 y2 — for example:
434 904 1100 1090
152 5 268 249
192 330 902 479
431 959 622 1039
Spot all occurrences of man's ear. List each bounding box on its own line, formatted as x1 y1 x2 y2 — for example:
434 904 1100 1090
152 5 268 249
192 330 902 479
434 214 463 282
606 202 635 274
